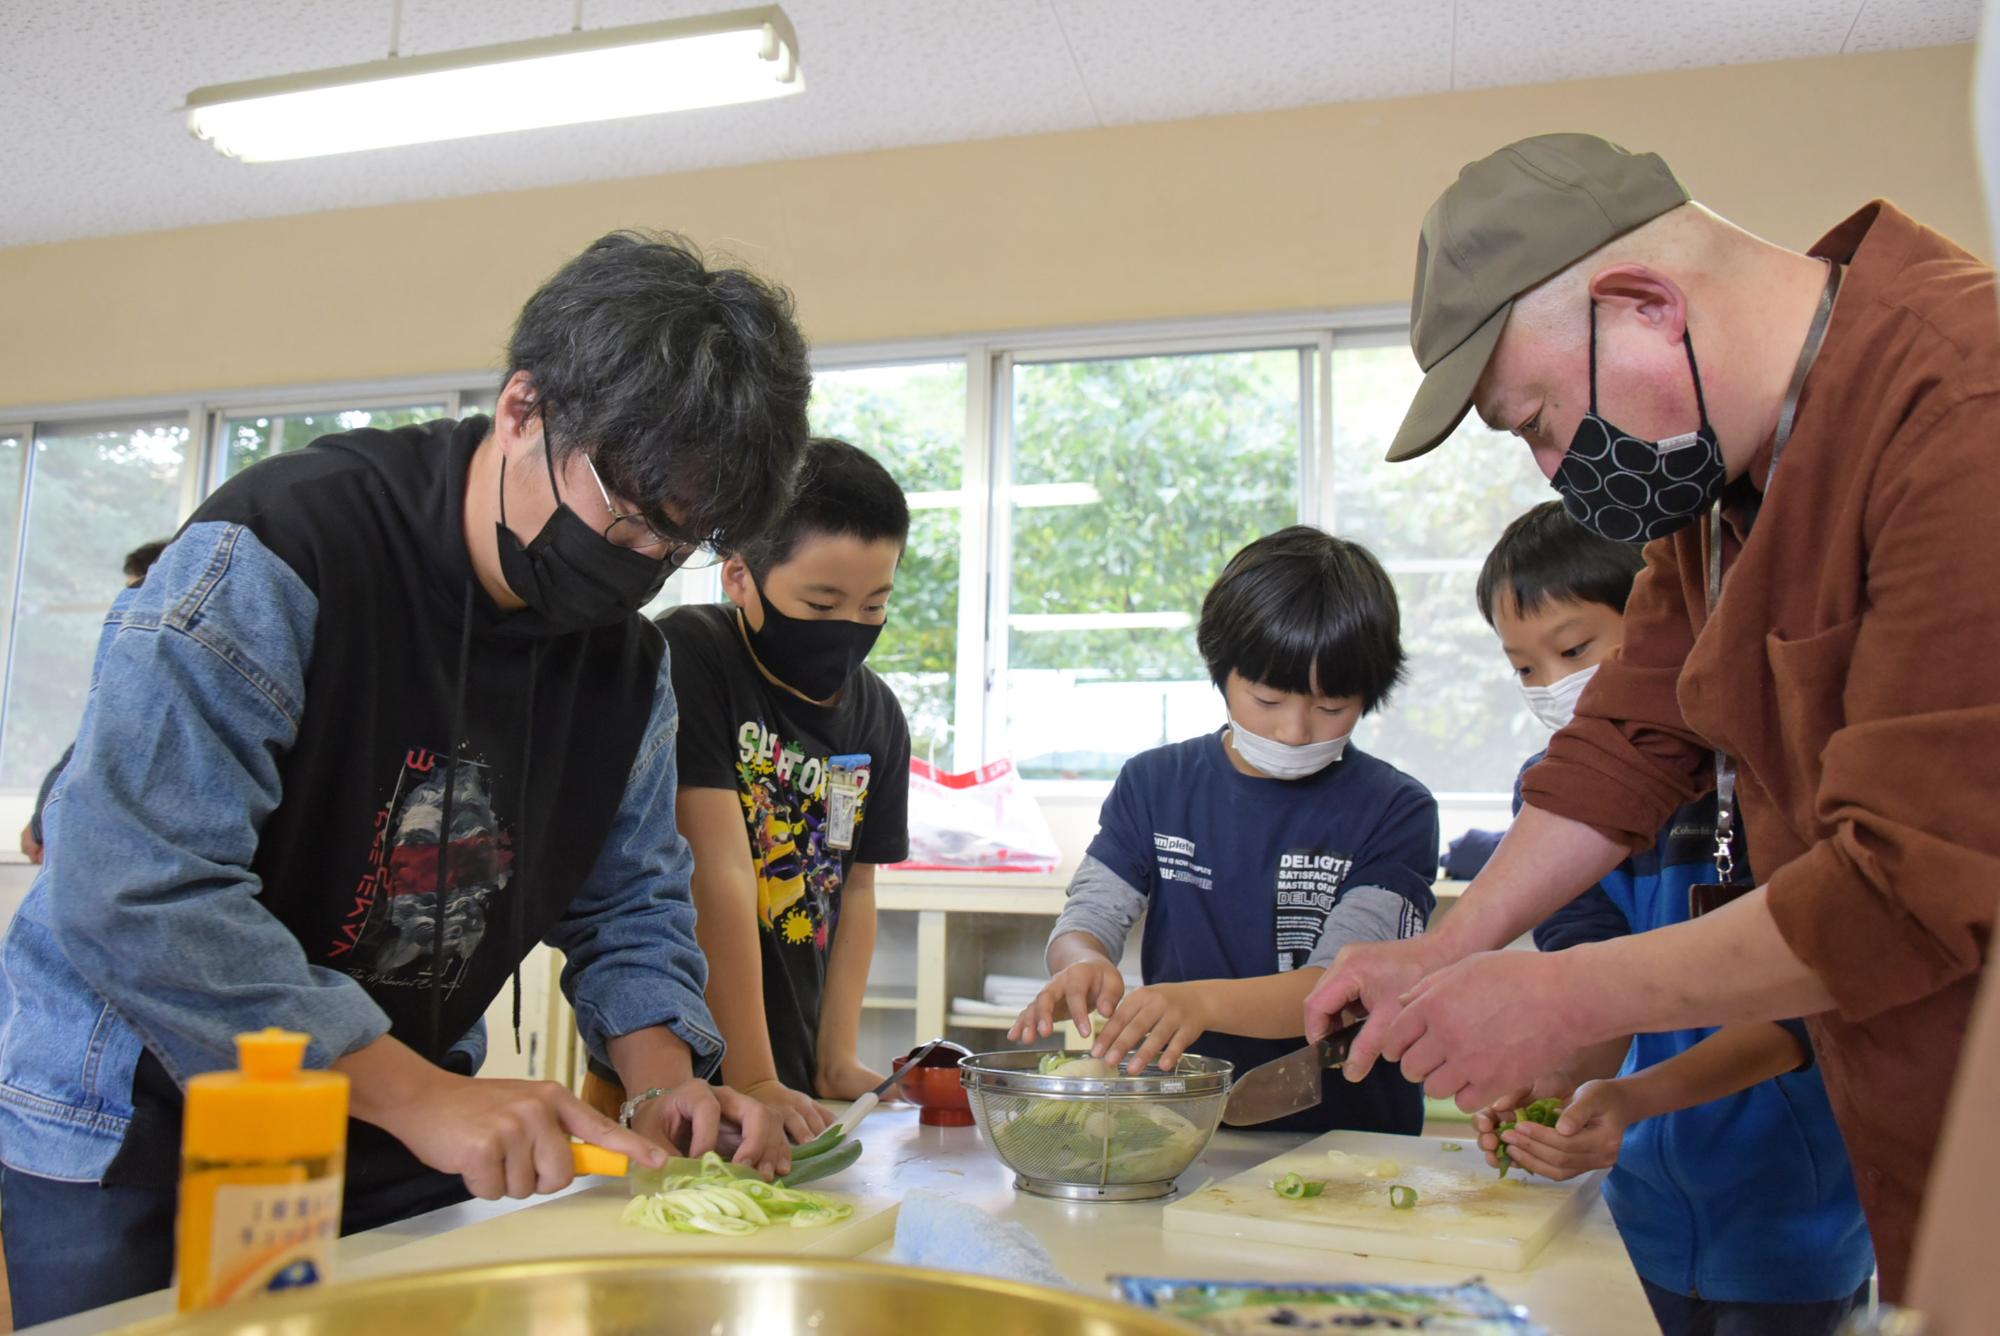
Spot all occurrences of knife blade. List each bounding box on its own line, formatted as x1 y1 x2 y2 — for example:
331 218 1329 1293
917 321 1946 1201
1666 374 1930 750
1221 1010 1368 1127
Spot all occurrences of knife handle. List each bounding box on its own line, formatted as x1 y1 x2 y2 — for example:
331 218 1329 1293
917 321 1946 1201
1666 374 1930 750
837 1090 881 1139
571 1143 630 1178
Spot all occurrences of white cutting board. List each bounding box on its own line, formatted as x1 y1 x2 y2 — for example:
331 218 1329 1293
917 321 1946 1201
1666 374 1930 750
345 1175 900 1277
1163 1130 1602 1272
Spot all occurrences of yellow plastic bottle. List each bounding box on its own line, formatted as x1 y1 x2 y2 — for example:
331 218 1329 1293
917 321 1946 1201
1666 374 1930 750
175 1028 349 1312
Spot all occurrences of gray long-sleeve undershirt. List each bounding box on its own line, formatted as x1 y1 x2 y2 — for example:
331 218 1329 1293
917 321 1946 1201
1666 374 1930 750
1048 853 1419 972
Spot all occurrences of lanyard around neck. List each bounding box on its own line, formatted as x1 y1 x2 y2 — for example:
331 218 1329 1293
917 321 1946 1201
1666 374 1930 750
1704 258 1841 885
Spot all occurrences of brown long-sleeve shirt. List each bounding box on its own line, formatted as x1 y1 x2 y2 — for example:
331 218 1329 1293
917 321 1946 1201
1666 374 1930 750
1522 201 2000 1299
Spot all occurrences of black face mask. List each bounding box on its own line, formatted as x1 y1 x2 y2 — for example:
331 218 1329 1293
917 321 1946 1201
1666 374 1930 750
494 448 669 633
742 573 884 702
1550 304 1725 545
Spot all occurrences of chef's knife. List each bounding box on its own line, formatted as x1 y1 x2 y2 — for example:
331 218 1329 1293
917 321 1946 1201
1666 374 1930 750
1221 1010 1368 1127
569 1144 761 1187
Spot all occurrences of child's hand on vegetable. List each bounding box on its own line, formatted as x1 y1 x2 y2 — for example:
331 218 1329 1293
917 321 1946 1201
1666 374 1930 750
1473 1071 1580 1169
1491 1080 1634 1181
1010 959 1127 1041
1089 981 1211 1074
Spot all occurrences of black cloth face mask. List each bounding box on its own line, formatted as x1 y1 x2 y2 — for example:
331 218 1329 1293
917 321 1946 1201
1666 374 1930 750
494 445 669 633
1550 305 1725 544
742 572 885 701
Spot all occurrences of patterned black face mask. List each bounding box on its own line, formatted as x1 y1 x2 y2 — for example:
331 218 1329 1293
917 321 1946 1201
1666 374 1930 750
1550 306 1724 545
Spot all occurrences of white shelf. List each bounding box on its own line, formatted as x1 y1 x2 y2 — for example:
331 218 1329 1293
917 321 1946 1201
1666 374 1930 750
947 1011 1021 1031
876 884 1069 915
878 867 1069 890
861 992 918 1011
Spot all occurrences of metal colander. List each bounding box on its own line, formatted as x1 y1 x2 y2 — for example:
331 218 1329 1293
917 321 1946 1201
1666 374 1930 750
959 1051 1232 1201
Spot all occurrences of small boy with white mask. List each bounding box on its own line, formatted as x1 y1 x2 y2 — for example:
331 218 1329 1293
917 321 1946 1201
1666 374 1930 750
1011 527 1436 1135
1477 503 1871 1336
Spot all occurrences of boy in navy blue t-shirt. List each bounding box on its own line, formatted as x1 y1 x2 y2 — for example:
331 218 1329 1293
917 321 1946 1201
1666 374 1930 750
1010 527 1437 1134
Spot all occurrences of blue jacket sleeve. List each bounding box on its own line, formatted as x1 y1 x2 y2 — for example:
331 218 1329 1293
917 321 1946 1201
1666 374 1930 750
30 743 73 845
41 523 391 1080
545 647 724 1077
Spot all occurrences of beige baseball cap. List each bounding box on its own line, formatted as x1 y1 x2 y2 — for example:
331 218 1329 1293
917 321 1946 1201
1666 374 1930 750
1387 133 1690 463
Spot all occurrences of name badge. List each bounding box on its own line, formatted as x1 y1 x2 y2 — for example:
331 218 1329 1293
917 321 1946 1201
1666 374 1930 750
826 753 870 852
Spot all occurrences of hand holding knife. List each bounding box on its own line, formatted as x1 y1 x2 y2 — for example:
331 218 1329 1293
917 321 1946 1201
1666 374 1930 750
1222 1008 1369 1127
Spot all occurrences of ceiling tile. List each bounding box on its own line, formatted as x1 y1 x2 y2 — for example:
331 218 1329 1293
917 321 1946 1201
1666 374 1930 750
1452 0 1861 90
0 0 1972 247
1051 0 1454 126
1844 0 1982 52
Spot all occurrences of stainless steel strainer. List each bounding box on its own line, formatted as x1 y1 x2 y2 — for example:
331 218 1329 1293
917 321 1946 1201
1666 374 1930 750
959 1051 1232 1202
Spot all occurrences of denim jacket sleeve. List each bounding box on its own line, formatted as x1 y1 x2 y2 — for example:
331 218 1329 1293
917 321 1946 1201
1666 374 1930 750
42 523 392 1080
545 645 723 1077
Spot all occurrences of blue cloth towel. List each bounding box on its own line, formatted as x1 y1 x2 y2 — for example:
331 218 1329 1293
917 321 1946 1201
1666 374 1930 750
889 1189 1072 1290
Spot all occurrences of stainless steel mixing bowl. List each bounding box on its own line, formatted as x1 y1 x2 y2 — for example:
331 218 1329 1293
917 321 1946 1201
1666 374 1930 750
960 1051 1232 1202
112 1255 1199 1334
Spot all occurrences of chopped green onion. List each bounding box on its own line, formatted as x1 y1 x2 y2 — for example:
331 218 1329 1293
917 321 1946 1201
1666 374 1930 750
1441 1141 1464 1152
621 1150 855 1238
1389 1184 1418 1210
1274 1172 1326 1200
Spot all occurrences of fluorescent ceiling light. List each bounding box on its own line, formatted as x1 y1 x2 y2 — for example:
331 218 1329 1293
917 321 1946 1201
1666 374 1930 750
183 6 802 163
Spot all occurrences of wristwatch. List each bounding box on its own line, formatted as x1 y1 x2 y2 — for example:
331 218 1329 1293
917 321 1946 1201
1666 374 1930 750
618 1086 668 1129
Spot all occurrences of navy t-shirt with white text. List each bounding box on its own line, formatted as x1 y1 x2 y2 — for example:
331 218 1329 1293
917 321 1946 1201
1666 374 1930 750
1087 731 1438 1134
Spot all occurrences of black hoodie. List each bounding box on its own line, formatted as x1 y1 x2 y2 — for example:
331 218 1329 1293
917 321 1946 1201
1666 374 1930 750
107 418 662 1206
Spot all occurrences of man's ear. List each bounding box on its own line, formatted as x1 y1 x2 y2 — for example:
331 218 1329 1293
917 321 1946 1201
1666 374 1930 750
494 370 545 453
1585 263 1689 343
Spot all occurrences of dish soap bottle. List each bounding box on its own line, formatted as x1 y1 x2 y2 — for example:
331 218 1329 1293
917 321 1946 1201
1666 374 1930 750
176 1027 349 1312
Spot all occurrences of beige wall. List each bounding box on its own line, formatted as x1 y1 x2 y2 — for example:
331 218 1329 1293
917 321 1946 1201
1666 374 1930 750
0 44 1980 412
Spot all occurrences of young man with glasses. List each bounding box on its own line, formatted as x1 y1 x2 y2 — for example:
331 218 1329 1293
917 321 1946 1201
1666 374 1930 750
0 231 811 1327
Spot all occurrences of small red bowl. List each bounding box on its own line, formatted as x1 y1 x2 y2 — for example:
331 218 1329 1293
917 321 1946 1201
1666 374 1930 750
893 1050 976 1127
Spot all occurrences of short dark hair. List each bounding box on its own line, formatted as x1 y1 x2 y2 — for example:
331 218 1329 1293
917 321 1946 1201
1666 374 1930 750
740 438 910 575
124 539 169 584
1476 501 1647 626
1196 526 1406 713
507 230 811 554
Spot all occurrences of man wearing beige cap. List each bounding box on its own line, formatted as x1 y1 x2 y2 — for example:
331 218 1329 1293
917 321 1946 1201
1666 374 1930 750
1305 132 2000 1296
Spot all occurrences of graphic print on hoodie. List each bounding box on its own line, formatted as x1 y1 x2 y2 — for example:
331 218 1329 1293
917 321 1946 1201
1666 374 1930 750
333 748 515 994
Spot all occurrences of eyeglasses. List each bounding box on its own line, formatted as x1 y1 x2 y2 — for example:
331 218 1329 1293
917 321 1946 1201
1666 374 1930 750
569 445 718 572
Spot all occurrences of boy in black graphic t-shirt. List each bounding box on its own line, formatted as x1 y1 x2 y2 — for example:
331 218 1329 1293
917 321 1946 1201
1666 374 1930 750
1011 528 1437 1134
656 439 912 1143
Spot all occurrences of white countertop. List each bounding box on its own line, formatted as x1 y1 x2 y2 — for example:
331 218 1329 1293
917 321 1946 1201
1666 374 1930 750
32 1106 1649 1334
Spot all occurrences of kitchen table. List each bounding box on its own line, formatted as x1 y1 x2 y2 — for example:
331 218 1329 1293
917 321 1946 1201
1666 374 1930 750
25 1107 1651 1334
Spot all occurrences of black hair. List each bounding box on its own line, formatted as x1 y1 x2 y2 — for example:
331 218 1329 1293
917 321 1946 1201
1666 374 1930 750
740 437 910 574
1196 525 1406 713
1475 501 1647 626
123 539 169 584
507 230 811 554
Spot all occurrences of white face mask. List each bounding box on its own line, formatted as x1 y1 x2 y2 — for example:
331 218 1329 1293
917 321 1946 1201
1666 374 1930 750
1227 717 1349 780
1519 663 1600 731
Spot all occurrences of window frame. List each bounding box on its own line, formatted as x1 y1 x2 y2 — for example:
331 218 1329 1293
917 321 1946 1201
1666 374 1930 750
0 411 201 790
0 303 1542 817
206 392 462 491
